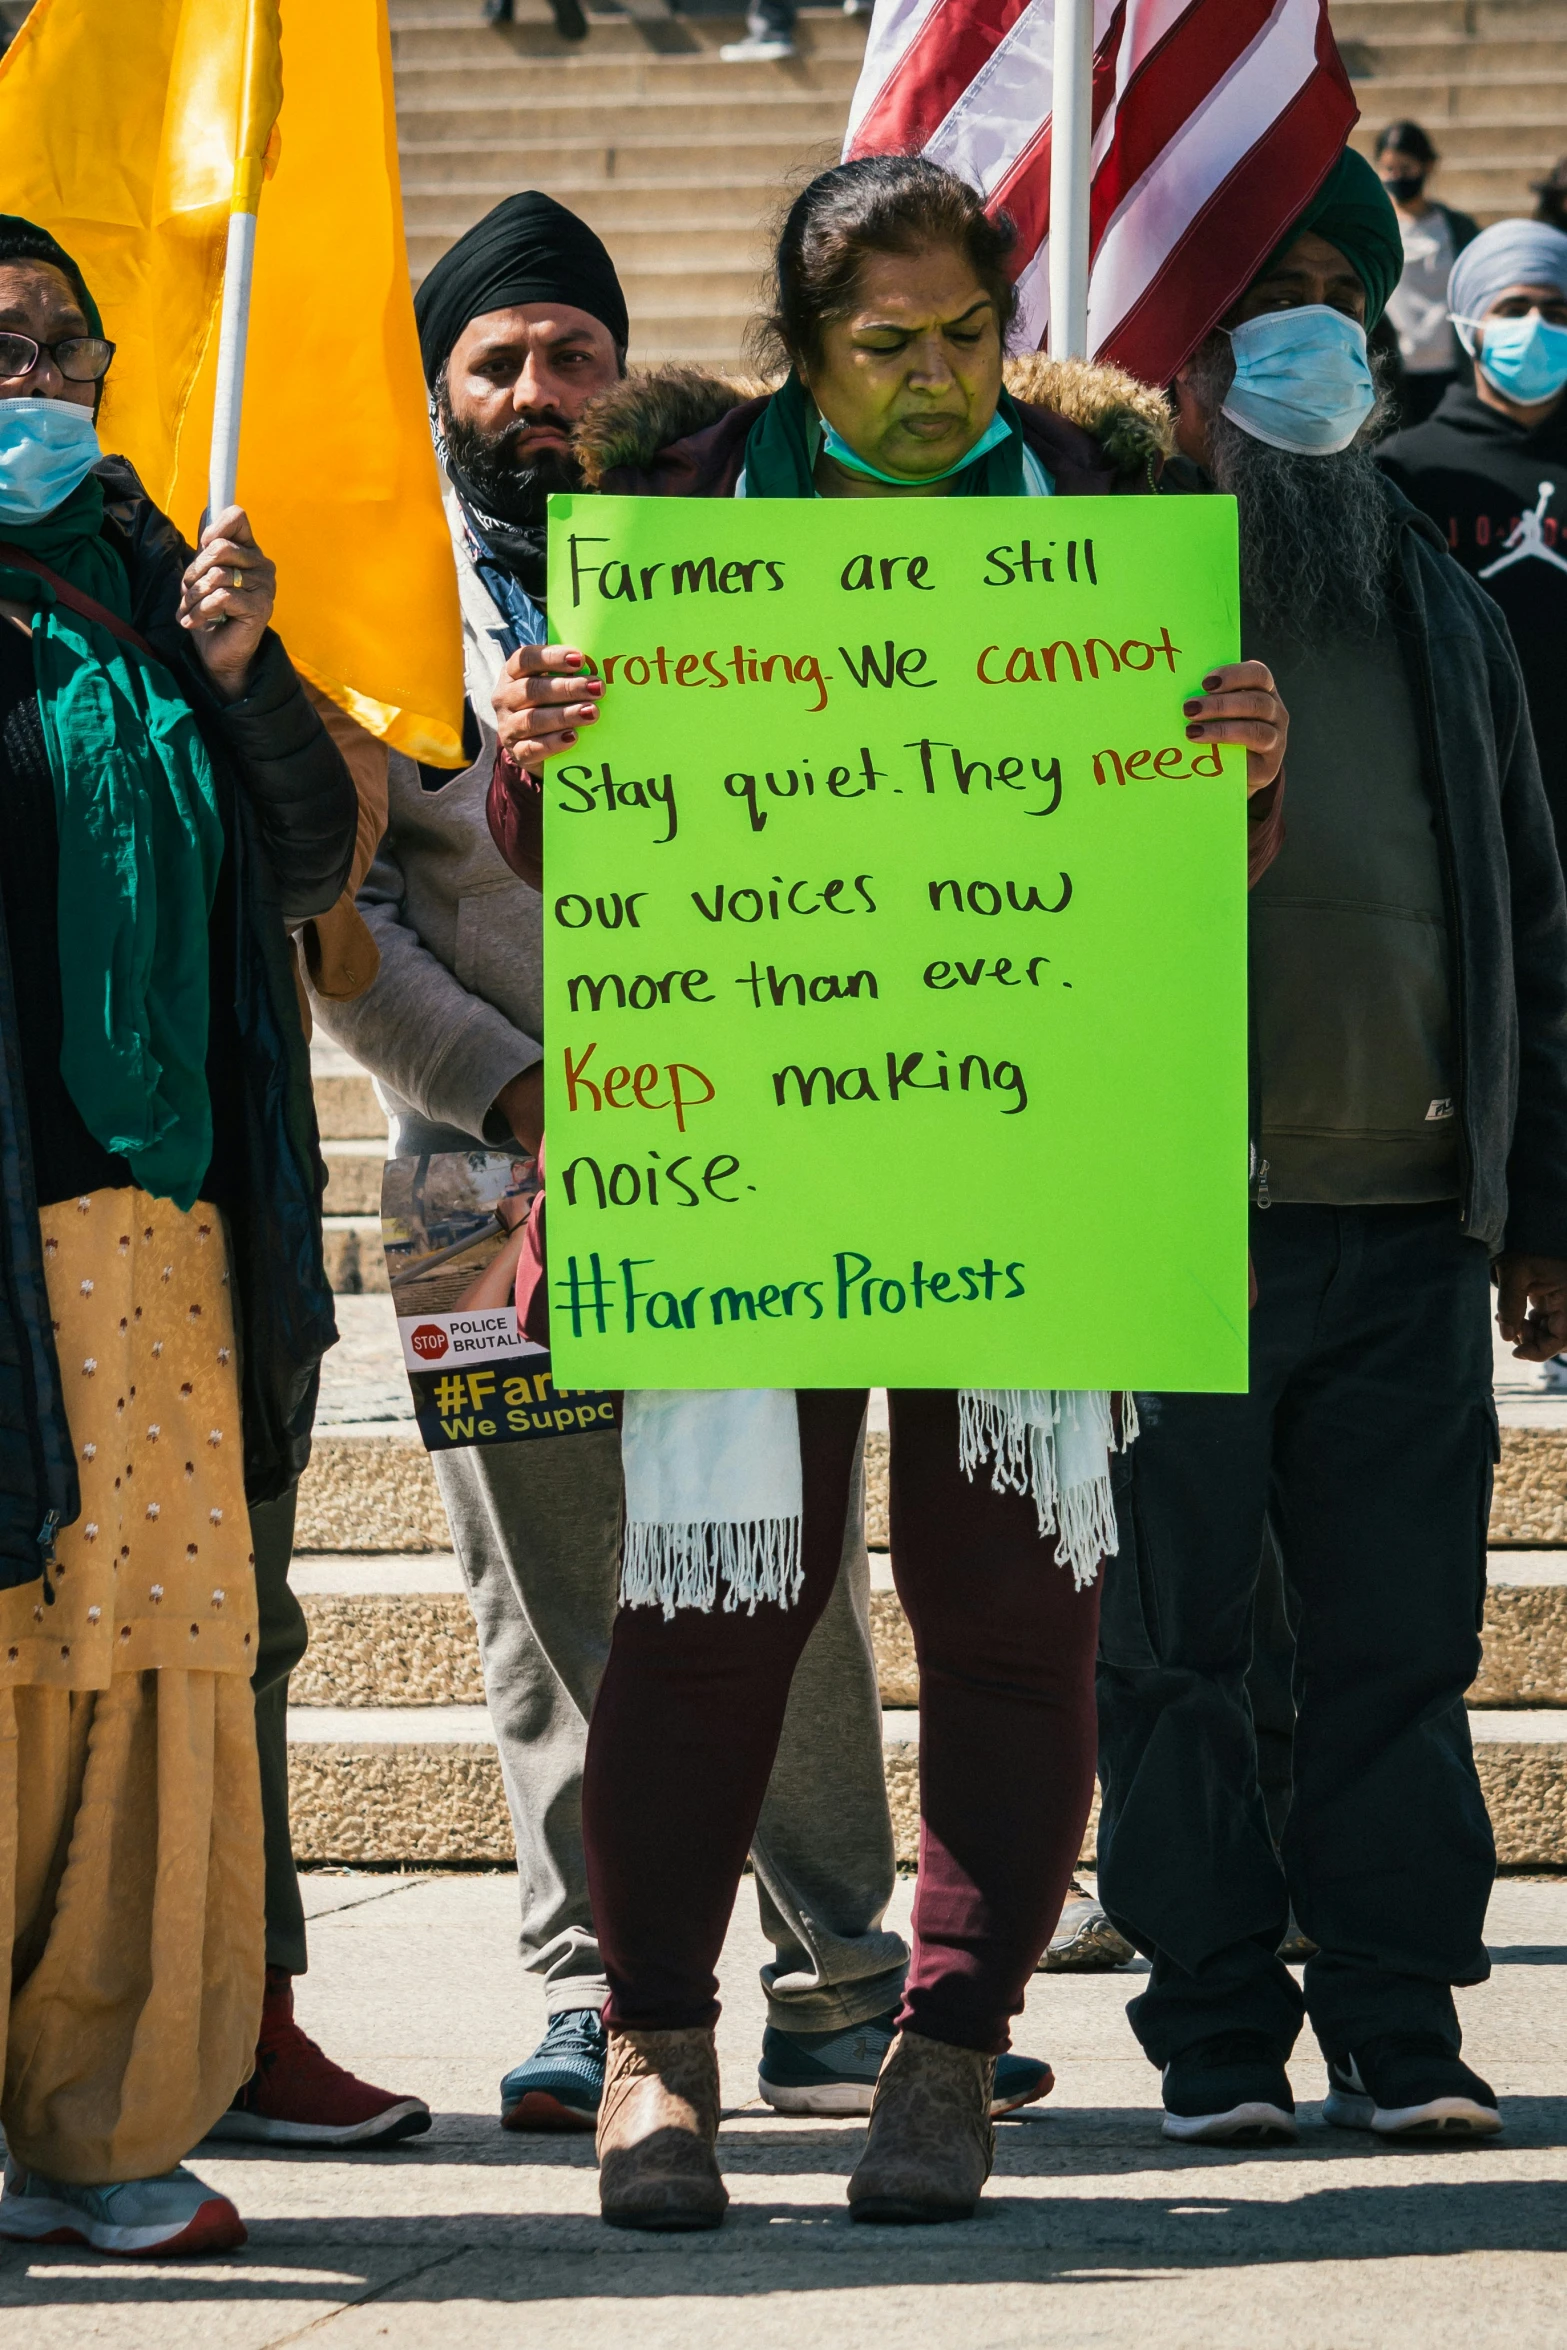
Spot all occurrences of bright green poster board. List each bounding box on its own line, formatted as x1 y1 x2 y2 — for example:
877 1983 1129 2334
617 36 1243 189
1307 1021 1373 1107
543 492 1247 1392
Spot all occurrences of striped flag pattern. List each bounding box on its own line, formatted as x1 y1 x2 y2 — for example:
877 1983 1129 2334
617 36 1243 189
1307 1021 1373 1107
843 0 1359 385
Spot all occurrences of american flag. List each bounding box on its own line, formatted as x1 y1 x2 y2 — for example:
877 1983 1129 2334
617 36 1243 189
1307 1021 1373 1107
843 0 1359 385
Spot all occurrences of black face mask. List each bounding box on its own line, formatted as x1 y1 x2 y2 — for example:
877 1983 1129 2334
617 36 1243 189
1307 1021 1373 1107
1382 170 1426 206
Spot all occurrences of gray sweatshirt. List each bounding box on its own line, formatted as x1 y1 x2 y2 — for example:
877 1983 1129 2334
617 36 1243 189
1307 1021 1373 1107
311 492 543 1146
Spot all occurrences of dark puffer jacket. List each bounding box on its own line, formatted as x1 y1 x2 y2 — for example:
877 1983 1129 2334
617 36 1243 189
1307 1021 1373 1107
0 457 358 1589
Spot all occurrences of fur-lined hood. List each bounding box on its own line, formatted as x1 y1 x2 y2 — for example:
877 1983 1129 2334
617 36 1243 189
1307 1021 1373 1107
576 352 1173 493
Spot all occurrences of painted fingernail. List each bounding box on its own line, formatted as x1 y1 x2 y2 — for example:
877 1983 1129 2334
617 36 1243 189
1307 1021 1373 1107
1182 699 1203 716
1186 723 1205 740
1203 673 1223 691
584 679 604 696
561 730 577 744
565 652 583 667
580 708 598 722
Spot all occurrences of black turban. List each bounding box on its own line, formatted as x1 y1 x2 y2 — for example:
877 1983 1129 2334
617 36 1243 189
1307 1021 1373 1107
414 192 629 386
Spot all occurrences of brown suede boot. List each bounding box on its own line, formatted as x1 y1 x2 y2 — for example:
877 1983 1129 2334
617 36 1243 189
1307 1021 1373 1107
596 2026 728 2231
847 2029 996 2223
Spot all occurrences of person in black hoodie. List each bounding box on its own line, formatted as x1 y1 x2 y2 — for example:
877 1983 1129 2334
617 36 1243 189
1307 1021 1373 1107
1379 219 1567 860
0 218 356 2256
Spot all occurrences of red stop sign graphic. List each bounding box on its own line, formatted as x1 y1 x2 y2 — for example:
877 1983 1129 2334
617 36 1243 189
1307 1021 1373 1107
410 1324 449 1360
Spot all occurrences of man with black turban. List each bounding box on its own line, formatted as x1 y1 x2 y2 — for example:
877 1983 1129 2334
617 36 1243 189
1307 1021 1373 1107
312 194 922 2142
415 191 629 663
1095 146 1567 2150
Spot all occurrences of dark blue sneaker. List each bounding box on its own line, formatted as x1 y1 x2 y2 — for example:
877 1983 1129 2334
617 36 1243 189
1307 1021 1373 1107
500 2008 606 2133
1161 2031 1297 2144
758 2009 1054 2117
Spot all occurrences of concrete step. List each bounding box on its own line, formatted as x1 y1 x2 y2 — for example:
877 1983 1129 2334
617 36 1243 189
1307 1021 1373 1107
284 1696 1567 1868
392 12 871 63
400 180 784 229
292 1406 1567 1564
282 1546 1567 1711
397 92 853 143
1343 33 1567 69
286 1699 923 1864
399 131 836 187
405 222 768 271
285 1549 916 1705
395 51 863 98
297 1428 447 1550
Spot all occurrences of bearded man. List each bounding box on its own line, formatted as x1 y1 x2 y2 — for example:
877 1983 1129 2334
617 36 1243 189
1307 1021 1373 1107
1095 148 1567 2148
312 193 1026 2138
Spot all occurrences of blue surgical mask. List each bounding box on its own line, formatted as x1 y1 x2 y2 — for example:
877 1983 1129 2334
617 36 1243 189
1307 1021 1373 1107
1220 305 1376 456
1457 311 1567 405
0 396 102 522
819 405 1014 485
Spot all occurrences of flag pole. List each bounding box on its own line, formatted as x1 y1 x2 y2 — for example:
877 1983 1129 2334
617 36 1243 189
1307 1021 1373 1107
208 0 275 518
208 206 258 517
1048 0 1094 358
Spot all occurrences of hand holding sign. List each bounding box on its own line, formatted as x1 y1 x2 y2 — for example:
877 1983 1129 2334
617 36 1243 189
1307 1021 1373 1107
494 641 605 766
1182 659 1288 794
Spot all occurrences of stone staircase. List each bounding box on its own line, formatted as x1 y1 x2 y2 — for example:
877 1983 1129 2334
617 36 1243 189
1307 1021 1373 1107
390 0 1567 370
293 0 1567 1870
1340 0 1567 216
290 1040 1567 1872
392 0 864 365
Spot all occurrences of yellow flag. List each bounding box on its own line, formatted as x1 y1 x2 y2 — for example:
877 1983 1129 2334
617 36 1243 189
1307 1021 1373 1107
0 0 464 764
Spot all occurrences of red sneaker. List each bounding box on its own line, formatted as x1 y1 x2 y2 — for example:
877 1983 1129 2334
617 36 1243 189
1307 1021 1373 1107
208 1969 432 2149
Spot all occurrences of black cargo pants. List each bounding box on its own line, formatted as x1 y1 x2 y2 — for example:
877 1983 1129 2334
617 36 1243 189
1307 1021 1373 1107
1097 1203 1497 2067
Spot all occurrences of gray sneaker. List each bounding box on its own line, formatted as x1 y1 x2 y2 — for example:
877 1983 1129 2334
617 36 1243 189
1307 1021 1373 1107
1038 1879 1136 1971
0 2156 245 2257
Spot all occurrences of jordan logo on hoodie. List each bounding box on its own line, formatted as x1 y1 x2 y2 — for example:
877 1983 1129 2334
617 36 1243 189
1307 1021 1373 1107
1480 480 1567 581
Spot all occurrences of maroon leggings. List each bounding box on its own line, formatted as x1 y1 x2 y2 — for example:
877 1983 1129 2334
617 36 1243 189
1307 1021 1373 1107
582 1389 1102 2055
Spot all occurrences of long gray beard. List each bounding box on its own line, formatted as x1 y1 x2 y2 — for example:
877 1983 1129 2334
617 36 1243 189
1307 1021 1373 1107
1189 337 1395 647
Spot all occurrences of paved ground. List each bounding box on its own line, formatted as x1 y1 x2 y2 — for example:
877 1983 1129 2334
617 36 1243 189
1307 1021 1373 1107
6 1872 1565 2350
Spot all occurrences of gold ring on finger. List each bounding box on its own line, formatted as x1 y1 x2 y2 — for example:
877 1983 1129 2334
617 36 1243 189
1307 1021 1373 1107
232 569 244 592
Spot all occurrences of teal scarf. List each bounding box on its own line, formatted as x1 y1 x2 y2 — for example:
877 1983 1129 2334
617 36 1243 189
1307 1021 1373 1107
0 476 225 1211
741 371 1028 499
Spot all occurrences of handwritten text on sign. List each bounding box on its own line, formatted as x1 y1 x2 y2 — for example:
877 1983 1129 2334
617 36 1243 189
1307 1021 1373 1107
544 493 1248 1392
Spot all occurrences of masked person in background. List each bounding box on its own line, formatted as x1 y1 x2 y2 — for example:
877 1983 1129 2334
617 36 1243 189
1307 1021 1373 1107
1375 121 1478 429
1379 223 1567 862
1381 222 1567 1398
0 217 357 2255
313 191 962 2142
1096 148 1567 2150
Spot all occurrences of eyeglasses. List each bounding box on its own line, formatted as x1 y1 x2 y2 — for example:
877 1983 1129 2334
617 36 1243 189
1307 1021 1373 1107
0 331 116 384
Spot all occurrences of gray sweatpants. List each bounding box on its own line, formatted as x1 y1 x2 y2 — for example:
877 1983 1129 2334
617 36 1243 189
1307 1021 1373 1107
433 1420 908 2031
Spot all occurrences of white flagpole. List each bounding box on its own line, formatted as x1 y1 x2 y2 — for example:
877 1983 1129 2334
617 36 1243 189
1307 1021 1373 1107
207 0 277 520
208 206 258 518
1048 0 1095 358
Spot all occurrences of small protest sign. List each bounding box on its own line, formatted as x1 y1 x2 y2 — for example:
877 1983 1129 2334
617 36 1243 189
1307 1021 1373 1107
543 492 1247 1393
381 1148 616 1451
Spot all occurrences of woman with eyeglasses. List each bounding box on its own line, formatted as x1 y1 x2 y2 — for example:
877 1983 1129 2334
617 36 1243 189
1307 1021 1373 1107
0 215 356 2256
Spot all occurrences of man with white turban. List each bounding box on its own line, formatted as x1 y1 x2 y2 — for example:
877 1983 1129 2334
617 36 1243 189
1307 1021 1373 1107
1380 221 1567 858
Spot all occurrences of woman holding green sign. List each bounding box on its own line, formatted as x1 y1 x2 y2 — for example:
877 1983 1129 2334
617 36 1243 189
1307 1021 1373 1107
490 156 1289 2232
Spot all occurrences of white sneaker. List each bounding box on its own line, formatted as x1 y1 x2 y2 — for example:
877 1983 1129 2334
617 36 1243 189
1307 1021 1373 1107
0 2156 245 2257
719 34 796 59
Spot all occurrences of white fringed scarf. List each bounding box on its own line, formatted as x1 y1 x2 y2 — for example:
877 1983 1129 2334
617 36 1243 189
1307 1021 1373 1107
620 1388 1137 1618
